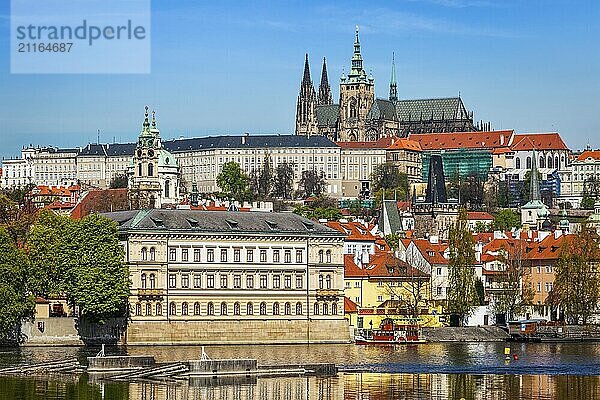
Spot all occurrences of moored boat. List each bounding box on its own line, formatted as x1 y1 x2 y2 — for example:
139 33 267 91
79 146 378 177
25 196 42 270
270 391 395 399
355 318 426 344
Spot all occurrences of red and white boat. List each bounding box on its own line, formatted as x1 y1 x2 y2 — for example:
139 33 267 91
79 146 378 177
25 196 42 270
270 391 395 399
355 319 426 344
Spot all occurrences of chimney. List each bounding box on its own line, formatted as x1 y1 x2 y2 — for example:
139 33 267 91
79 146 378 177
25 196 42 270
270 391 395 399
500 134 505 146
554 229 562 239
429 235 439 244
241 132 249 145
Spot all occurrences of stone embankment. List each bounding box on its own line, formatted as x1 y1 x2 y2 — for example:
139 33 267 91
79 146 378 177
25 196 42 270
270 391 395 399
423 326 509 342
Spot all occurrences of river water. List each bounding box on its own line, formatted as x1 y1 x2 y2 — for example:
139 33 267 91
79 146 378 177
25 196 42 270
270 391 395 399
1 342 600 399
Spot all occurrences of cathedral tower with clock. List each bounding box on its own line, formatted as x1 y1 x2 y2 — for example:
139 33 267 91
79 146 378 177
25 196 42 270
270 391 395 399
128 106 180 209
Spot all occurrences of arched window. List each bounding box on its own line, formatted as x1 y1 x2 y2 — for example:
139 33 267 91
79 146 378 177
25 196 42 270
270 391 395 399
194 302 201 315
515 158 521 169
318 250 324 264
296 302 303 315
247 302 254 315
234 302 240 316
349 98 357 118
332 302 338 315
273 302 280 315
547 156 553 169
148 163 154 176
539 156 545 168
259 302 267 315
323 303 329 315
155 302 162 316
284 302 291 315
207 302 214 315
138 163 142 177
313 302 320 315
526 157 532 169
326 275 332 289
169 302 176 316
555 156 559 169
164 180 170 198
145 302 151 316
141 247 147 261
141 273 147 289
182 302 188 316
135 303 141 316
149 274 155 289
318 274 324 289
221 302 228 316
149 247 156 261
326 250 332 263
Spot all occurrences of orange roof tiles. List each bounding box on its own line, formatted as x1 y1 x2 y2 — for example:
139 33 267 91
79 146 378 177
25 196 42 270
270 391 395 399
576 150 600 161
408 130 513 151
410 239 449 265
344 253 429 279
388 138 422 152
511 133 568 151
344 297 358 313
467 211 494 221
326 220 378 242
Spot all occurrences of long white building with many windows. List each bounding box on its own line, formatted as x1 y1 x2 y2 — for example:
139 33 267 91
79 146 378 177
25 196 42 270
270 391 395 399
104 209 350 344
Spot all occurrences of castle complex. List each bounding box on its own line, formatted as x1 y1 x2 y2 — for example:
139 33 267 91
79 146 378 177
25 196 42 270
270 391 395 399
295 27 478 141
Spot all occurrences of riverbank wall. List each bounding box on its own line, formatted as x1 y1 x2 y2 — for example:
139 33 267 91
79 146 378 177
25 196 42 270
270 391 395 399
20 317 126 346
422 326 509 342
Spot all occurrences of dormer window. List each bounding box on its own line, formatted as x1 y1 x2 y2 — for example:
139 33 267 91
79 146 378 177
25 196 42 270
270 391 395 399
226 219 239 229
265 220 278 230
187 218 199 228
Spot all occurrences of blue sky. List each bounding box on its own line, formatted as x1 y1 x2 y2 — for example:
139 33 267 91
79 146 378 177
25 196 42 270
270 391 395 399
1 0 599 159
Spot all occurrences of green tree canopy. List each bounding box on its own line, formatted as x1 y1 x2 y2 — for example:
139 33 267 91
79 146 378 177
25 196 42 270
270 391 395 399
371 162 408 194
109 173 129 189
217 161 252 202
272 162 295 200
298 169 326 199
492 209 521 231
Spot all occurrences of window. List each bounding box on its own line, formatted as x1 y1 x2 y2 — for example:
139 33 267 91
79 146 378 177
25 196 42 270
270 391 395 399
148 163 154 176
207 274 215 288
260 249 267 263
182 249 189 261
194 302 200 315
246 275 254 288
319 274 324 289
354 282 360 288
193 249 200 262
234 249 241 262
296 275 303 289
313 302 320 315
193 274 201 288
284 250 291 263
437 267 442 275
377 295 383 302
233 302 240 315
273 275 281 288
515 158 521 169
260 302 267 315
246 302 254 315
207 302 214 315
149 274 155 289
273 250 280 263
332 302 338 315
169 302 176 316
141 247 147 261
233 274 241 288
220 248 228 262
181 274 189 288
296 302 303 315
135 303 141 316
436 287 442 296
326 275 332 289
284 302 291 315
221 302 228 315
149 247 156 261
207 249 214 262
284 275 292 289
220 274 228 288
260 274 268 288
168 274 176 288
156 303 162 316
182 302 189 316
323 303 329 315
247 249 254 262
169 248 176 262
296 250 303 263
326 250 332 263
138 163 142 177
141 273 147 289
273 303 280 315
146 303 152 316
318 250 324 263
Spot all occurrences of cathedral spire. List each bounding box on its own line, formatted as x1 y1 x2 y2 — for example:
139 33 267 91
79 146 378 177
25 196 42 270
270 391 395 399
347 25 367 83
530 149 540 202
389 52 398 102
142 106 150 130
295 54 317 135
302 53 311 85
318 57 333 105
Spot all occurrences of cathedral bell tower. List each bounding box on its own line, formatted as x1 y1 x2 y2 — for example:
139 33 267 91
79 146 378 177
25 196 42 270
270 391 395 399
338 26 374 142
295 54 318 136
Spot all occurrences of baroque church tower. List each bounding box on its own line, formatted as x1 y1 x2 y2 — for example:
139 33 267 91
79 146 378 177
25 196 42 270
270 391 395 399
317 57 333 105
389 53 398 103
338 26 375 142
295 54 318 135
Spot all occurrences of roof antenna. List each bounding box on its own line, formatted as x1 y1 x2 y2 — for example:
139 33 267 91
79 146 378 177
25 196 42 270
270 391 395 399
97 129 100 144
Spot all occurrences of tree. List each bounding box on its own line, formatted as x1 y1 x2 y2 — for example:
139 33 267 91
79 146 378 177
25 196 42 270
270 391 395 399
447 174 484 208
580 194 596 210
0 193 38 245
0 227 33 342
298 169 326 198
382 257 430 319
385 233 400 251
293 205 341 221
371 162 408 200
491 209 521 231
491 239 535 321
272 162 295 200
446 209 478 325
250 154 274 200
553 226 600 324
110 173 128 189
216 161 251 201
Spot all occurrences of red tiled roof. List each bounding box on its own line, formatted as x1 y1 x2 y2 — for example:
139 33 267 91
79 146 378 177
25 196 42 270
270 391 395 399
326 220 377 242
511 133 568 151
409 239 449 265
344 253 429 279
467 211 494 221
527 234 572 261
344 296 358 313
387 138 422 152
396 201 412 212
70 188 129 219
408 130 513 151
336 136 395 149
576 150 600 161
